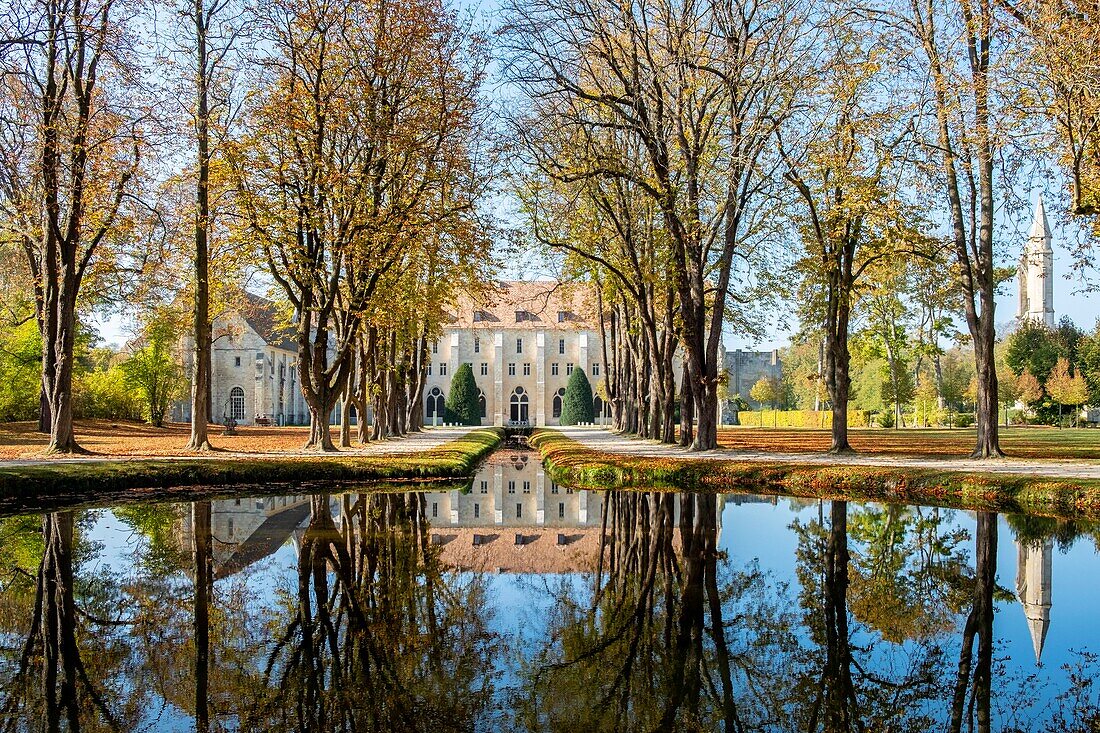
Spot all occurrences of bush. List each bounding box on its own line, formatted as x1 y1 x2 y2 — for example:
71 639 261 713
951 413 975 428
76 367 143 421
876 410 895 429
446 363 481 425
561 368 595 425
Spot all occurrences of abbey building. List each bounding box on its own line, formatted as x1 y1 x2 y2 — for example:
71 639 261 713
1017 196 1055 328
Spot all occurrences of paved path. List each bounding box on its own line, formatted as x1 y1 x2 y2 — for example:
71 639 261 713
0 427 478 467
557 428 1100 481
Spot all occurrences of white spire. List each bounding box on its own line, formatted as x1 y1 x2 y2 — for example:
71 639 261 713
1028 195 1052 243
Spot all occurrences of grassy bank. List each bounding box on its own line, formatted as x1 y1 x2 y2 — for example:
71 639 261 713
0 428 503 502
531 429 1100 520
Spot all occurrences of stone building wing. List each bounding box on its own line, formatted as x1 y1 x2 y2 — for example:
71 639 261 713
445 280 599 331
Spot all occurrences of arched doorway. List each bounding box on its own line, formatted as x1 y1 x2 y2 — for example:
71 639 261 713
426 387 445 420
509 386 529 423
552 387 566 419
229 386 246 422
478 390 486 419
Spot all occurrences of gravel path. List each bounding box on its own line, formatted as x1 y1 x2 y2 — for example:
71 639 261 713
0 427 478 467
557 427 1100 480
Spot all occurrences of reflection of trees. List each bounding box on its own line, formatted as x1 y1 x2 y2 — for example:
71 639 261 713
247 492 498 732
193 501 213 733
948 512 996 733
0 511 130 732
523 491 744 732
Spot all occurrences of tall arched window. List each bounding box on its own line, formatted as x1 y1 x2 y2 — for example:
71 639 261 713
552 387 566 419
478 390 486 418
509 386 529 422
229 386 246 421
426 387 444 419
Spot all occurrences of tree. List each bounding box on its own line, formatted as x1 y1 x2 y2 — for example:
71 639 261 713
446 363 481 426
1017 368 1044 406
1005 320 1062 386
122 313 185 428
233 0 484 450
1046 357 1090 427
0 0 144 452
560 368 595 426
903 0 1015 457
750 375 781 427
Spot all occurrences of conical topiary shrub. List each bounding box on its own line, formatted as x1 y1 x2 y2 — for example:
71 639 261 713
446 363 481 425
560 368 595 425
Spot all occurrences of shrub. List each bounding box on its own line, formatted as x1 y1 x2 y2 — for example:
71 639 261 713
952 413 975 428
876 410 895 429
561 368 594 425
446 363 481 425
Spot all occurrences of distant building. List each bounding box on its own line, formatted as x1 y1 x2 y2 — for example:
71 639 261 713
1017 196 1055 329
173 293 306 427
424 280 611 427
724 348 783 409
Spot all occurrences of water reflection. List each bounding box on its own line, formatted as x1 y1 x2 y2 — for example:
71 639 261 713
0 462 1098 730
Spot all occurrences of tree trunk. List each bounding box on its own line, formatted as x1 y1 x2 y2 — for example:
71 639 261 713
188 0 213 452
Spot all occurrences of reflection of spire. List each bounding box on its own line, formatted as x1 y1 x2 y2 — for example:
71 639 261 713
1015 538 1053 663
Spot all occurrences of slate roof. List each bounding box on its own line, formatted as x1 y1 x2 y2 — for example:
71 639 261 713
444 280 600 331
240 292 297 352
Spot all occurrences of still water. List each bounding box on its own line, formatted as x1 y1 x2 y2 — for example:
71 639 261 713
1 450 1098 731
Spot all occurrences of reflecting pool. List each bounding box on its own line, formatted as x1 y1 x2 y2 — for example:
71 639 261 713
1 451 1098 731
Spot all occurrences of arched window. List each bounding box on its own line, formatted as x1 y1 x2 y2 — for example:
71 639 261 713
509 386 529 423
229 386 246 421
426 387 444 419
552 387 566 419
594 396 608 418
478 390 486 418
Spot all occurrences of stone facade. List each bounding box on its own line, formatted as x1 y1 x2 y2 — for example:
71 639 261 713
173 293 308 427
724 348 783 409
423 281 611 427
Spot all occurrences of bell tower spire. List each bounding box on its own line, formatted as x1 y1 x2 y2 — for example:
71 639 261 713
1017 195 1055 328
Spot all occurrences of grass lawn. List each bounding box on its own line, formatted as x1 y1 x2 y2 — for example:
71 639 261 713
717 425 1100 460
533 429 1100 520
0 427 504 506
0 419 353 459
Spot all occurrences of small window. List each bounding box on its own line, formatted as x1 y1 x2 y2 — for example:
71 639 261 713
508 363 516 376
508 480 515 494
516 338 523 354
427 363 432 376
566 363 574 375
481 363 488 376
592 363 600 376
235 497 241 505
550 482 559 495
516 503 522 518
559 339 565 355
432 341 438 354
440 363 448 376
235 356 241 367
566 486 574 495
551 363 559 376
558 311 567 323
522 480 531 494
473 311 483 322
480 480 488 494
559 503 565 518
474 504 480 519
523 363 531 376
432 502 438 518
474 337 480 353
228 518 234 537
515 311 526 323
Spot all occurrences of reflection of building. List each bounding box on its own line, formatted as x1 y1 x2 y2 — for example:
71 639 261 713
1017 196 1055 329
1015 538 1053 663
180 495 311 579
423 281 614 427
420 452 724 573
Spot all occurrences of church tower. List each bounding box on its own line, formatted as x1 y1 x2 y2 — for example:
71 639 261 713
1017 196 1055 328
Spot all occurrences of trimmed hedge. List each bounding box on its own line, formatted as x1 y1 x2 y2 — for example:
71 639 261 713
446 363 482 426
560 368 594 425
529 428 1100 520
